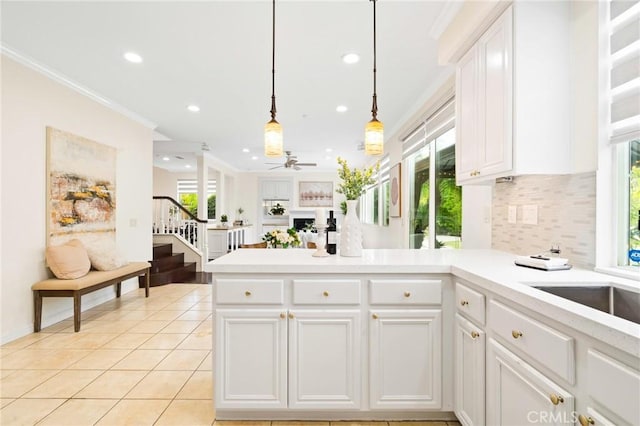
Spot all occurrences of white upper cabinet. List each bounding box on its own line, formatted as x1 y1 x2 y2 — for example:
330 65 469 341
262 179 292 200
456 2 574 184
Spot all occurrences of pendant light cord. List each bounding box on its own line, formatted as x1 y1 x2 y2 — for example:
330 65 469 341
371 0 378 120
270 0 277 120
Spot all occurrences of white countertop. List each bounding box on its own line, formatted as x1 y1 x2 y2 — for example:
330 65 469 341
205 248 640 357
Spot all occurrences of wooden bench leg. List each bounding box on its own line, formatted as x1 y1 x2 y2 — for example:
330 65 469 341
144 269 150 298
73 293 81 332
33 291 42 332
116 281 121 298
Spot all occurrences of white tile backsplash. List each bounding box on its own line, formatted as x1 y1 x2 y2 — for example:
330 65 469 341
492 173 596 268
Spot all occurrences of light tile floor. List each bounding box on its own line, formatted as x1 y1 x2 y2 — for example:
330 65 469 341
0 284 462 426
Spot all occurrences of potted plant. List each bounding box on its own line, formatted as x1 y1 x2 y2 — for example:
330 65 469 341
335 157 379 257
262 227 301 248
220 214 228 227
269 203 286 216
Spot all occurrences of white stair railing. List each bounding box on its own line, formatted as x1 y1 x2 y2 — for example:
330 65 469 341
152 196 208 256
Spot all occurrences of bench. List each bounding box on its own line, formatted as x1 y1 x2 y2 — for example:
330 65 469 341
32 261 151 332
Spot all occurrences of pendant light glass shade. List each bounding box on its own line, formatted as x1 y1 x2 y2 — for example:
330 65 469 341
265 0 283 158
365 117 384 155
265 118 283 157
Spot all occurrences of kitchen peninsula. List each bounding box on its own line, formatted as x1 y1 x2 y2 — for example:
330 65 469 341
205 249 640 424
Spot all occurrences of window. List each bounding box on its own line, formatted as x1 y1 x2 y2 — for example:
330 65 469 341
403 97 460 249
361 156 390 227
607 1 639 267
177 179 216 220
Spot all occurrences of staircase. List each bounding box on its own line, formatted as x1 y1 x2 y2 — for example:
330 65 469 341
139 242 196 288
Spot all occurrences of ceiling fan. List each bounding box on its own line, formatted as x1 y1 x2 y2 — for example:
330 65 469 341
266 151 317 170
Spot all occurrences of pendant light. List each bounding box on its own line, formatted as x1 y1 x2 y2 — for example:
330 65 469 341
265 0 283 158
365 0 384 156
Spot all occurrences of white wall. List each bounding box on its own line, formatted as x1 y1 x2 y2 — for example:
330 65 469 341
1 56 154 344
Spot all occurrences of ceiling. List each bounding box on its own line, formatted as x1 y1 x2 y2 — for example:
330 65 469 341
1 1 458 173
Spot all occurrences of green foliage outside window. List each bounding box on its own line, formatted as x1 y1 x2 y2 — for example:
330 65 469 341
179 193 216 219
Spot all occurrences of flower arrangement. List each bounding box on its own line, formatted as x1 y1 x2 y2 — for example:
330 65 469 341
269 203 286 215
336 157 380 200
262 227 301 248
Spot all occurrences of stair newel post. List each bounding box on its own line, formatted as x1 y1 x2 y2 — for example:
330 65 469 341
199 221 208 259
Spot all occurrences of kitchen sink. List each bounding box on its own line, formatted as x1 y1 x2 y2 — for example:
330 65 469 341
533 285 640 325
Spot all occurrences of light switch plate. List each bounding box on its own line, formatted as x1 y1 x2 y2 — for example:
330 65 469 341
508 205 517 224
522 205 538 225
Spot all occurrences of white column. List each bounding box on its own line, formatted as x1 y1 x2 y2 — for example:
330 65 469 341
196 155 208 220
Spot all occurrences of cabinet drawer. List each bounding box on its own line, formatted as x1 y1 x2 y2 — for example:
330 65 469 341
455 282 486 325
369 279 441 305
587 349 640 426
293 279 361 305
215 279 284 304
489 300 574 383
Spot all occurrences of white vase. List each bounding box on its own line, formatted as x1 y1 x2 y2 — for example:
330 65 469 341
340 199 362 257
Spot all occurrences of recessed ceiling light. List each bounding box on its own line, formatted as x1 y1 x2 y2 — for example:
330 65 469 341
185 164 192 168
336 105 348 113
162 156 170 161
187 105 200 113
242 148 250 153
251 156 259 160
123 51 143 64
342 53 360 64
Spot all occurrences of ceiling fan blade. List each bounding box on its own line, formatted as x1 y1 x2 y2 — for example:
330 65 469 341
265 162 281 165
295 163 317 166
269 165 284 170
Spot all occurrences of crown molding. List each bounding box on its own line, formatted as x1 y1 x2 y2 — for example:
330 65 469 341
1 44 157 130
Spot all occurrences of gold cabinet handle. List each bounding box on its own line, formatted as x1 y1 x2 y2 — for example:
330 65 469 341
578 415 595 426
460 300 469 306
471 331 480 339
244 290 252 297
512 330 523 339
372 313 378 319
323 291 329 297
279 312 286 319
404 291 411 298
288 312 294 319
549 394 564 405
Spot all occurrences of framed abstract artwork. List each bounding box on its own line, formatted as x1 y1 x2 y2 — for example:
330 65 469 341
299 181 333 207
389 163 401 217
46 127 116 246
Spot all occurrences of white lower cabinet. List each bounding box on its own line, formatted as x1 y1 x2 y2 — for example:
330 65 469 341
288 310 361 409
215 309 287 409
454 314 485 426
369 309 442 410
487 338 575 426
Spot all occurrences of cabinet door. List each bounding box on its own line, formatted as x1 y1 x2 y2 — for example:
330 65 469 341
275 180 292 200
455 314 485 426
207 231 227 259
486 338 574 426
369 309 442 410
288 310 361 409
455 44 480 184
215 309 287 409
261 181 277 199
477 6 512 178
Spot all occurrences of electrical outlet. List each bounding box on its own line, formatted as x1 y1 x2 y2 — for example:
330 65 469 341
508 205 517 224
522 205 538 225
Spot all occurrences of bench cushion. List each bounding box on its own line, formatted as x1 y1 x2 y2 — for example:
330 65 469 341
32 262 150 291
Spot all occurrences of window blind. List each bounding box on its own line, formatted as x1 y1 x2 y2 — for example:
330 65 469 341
609 0 640 144
177 179 216 195
402 97 455 159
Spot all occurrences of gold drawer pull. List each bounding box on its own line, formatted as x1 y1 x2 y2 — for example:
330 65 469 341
512 330 523 339
372 313 379 319
550 393 564 405
404 291 411 298
279 312 286 319
244 290 252 297
578 415 595 426
460 300 469 306
323 291 329 297
288 312 294 319
471 331 480 339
